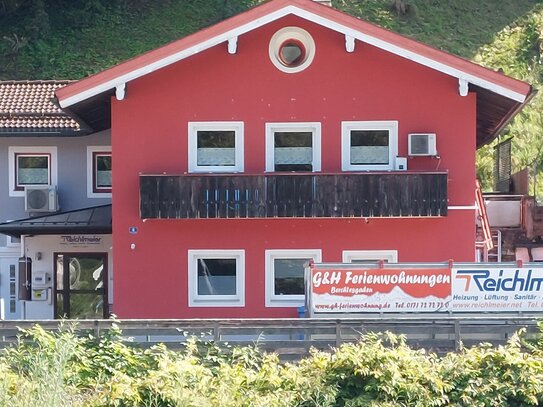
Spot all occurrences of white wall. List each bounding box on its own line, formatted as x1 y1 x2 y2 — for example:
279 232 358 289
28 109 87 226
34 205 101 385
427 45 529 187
22 234 112 320
0 247 22 320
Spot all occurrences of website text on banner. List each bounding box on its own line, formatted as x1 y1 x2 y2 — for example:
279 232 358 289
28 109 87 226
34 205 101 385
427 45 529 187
452 268 543 312
309 266 451 313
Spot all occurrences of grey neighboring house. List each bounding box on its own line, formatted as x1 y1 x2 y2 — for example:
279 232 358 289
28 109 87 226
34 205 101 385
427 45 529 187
0 80 112 320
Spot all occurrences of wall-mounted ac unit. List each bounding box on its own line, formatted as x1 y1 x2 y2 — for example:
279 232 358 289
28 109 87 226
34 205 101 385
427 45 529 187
408 133 437 156
24 186 59 213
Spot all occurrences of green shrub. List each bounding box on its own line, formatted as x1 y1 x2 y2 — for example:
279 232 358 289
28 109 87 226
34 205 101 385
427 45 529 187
2 322 543 406
441 333 543 406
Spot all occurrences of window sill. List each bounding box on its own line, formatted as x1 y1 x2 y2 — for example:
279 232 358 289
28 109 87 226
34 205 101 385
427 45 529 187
189 297 245 307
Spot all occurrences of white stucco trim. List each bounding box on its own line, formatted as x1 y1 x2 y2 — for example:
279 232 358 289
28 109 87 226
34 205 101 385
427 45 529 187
265 249 321 307
8 146 58 197
0 246 21 256
265 122 321 172
228 36 238 54
58 5 527 109
188 249 245 307
341 120 398 171
342 250 398 263
188 122 244 173
87 146 112 198
5 234 20 248
268 26 316 73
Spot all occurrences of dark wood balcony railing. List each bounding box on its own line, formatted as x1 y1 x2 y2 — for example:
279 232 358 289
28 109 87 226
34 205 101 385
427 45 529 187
140 172 448 219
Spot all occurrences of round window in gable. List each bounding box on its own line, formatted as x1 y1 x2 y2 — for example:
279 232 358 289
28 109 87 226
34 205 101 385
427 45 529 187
269 27 315 73
279 39 306 67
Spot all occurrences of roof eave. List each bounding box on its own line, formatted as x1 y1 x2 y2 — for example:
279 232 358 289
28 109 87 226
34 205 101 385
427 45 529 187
478 85 538 148
56 0 532 110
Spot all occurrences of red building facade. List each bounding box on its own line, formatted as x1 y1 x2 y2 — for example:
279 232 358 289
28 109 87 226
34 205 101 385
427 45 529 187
56 0 533 318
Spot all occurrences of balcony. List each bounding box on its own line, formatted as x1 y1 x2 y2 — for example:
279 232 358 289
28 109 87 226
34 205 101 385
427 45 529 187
140 172 448 219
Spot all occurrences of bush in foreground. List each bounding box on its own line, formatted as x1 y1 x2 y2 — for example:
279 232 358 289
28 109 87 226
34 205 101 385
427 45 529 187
1 322 543 406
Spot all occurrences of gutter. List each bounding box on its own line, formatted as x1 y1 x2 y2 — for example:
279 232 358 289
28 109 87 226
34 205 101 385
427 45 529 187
0 129 89 137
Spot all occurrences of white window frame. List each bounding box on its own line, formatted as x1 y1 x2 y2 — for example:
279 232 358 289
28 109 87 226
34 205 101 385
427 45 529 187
265 122 321 172
5 230 20 248
8 146 57 197
188 122 244 173
342 250 398 263
341 121 398 171
87 146 112 198
188 249 245 307
265 249 321 307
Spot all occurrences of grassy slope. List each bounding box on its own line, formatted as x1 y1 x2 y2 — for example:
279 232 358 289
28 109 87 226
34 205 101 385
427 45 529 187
1 0 542 191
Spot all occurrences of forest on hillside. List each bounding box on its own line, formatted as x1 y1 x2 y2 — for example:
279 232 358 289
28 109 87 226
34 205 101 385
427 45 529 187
1 0 543 195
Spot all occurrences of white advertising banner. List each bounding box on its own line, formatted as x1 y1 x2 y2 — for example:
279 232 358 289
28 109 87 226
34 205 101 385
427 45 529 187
309 266 452 313
452 267 543 312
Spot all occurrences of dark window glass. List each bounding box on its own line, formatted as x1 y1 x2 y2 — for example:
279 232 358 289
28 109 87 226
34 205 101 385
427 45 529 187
95 154 112 189
350 130 390 165
69 293 104 319
68 257 104 291
197 131 236 148
197 258 237 295
279 40 306 66
56 293 65 318
197 131 236 166
274 258 307 295
274 131 313 171
16 155 49 186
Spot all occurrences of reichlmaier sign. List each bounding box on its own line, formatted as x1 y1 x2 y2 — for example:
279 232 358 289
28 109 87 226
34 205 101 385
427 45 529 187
59 235 103 247
452 268 543 312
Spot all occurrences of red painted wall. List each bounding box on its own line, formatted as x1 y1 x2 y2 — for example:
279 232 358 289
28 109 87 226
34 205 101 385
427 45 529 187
111 15 476 318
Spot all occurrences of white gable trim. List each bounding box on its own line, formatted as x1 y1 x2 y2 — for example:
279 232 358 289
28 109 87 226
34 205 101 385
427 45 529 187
59 5 526 108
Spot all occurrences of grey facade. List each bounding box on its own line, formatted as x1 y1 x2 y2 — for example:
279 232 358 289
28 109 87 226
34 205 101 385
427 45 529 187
0 81 111 319
0 130 111 232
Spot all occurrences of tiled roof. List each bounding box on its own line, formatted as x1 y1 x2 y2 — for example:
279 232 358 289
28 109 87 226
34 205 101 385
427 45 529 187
0 80 80 133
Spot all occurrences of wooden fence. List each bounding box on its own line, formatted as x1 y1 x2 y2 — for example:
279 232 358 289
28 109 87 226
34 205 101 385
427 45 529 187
0 316 540 360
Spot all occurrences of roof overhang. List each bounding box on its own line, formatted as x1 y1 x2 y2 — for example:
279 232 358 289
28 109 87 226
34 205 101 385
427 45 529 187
55 0 535 145
0 205 112 238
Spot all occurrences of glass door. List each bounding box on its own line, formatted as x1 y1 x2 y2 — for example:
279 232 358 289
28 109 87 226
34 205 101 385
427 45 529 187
54 253 108 319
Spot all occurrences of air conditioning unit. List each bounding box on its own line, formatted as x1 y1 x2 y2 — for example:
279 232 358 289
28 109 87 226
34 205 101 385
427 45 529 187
24 186 59 213
408 133 437 156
